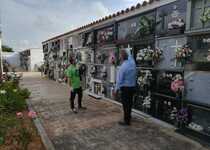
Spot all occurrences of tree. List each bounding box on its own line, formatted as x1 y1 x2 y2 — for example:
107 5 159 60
2 45 13 52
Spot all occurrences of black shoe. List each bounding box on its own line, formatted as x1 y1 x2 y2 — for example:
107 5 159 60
118 121 130 126
78 106 87 110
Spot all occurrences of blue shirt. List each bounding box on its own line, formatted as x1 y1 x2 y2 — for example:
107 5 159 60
115 56 136 91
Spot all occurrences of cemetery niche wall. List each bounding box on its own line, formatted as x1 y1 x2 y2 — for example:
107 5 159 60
183 34 210 139
134 69 156 115
156 36 187 69
156 0 187 37
117 11 155 44
86 25 117 99
42 0 210 144
117 11 156 67
186 0 210 33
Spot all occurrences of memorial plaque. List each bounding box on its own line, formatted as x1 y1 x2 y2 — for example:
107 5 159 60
189 34 210 63
188 105 210 136
156 36 187 69
117 12 155 42
185 71 210 106
156 0 187 36
97 26 114 44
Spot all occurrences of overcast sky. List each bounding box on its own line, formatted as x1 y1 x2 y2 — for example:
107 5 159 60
1 0 145 51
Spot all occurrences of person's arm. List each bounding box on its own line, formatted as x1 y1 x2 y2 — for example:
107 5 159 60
68 78 72 87
65 69 71 86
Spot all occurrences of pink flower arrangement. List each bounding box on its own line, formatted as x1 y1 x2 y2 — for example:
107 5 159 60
109 51 116 64
16 111 38 119
171 74 184 93
28 111 37 119
171 80 184 93
16 112 23 118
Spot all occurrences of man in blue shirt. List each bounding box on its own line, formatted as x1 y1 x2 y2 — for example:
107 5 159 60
114 49 136 125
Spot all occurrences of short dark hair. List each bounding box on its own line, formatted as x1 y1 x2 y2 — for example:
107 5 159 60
120 49 128 60
69 57 74 64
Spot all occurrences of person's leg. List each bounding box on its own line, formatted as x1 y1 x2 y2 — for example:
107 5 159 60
121 97 127 122
127 88 134 124
70 90 76 110
77 87 86 109
120 87 130 125
77 87 82 108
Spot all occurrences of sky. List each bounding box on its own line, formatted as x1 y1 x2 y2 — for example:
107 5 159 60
1 0 145 51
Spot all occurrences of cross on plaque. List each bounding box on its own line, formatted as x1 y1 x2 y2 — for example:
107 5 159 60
171 40 182 67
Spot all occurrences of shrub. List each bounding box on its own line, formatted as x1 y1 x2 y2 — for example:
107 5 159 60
19 88 31 99
0 81 29 113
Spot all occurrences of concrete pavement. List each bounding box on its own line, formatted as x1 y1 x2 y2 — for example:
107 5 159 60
21 72 208 150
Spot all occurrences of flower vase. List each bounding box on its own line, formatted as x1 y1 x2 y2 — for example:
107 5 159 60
181 59 186 67
176 60 184 68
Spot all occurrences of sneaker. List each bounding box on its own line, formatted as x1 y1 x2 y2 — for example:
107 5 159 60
72 108 78 113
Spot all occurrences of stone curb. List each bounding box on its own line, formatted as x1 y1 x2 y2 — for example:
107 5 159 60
26 99 56 150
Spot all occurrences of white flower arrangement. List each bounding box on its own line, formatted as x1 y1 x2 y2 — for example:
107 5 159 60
136 46 163 64
168 18 185 30
170 107 178 120
176 44 192 64
142 95 151 108
0 90 7 95
137 70 152 87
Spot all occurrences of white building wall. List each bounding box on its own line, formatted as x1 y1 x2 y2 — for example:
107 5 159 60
30 48 44 71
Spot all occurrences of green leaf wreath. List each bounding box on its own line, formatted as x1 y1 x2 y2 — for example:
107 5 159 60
138 16 155 36
200 8 210 23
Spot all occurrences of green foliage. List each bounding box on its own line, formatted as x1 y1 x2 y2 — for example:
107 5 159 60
19 88 31 99
0 136 4 145
0 81 30 113
2 45 14 52
0 81 32 148
19 128 32 150
138 16 155 36
0 113 20 145
200 8 210 23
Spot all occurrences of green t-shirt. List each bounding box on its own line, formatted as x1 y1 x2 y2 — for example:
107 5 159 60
65 65 81 89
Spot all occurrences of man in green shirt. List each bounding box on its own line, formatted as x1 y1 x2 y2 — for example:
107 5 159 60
65 57 86 113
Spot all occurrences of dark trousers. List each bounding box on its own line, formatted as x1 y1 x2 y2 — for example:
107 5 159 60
70 87 83 109
120 87 135 124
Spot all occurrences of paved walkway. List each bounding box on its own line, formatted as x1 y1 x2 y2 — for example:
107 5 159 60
21 72 208 150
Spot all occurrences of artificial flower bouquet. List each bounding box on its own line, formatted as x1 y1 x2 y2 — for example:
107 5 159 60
168 18 185 30
176 108 189 127
136 46 163 65
175 44 192 65
200 8 210 23
152 48 163 64
171 74 184 94
137 70 153 89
